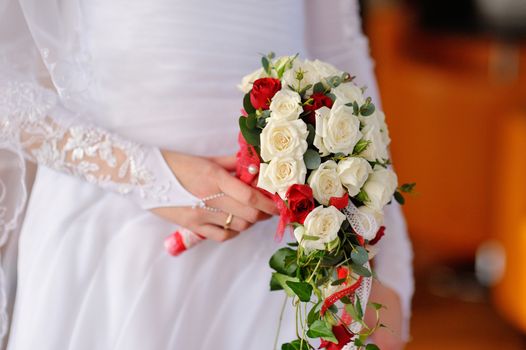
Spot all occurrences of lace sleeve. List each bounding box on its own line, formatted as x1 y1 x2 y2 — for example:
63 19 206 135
304 0 415 341
0 74 201 210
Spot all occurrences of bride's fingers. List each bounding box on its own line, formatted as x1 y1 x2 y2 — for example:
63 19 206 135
205 211 253 232
218 171 279 216
207 196 271 224
210 154 237 172
197 224 239 242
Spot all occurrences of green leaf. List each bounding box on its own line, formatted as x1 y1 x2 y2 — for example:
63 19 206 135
350 263 372 277
304 149 321 170
261 56 270 75
399 182 416 193
360 102 376 116
326 92 336 102
331 277 347 286
353 139 371 155
272 273 299 296
302 234 321 241
270 273 283 291
239 116 260 147
313 82 325 94
352 101 359 116
306 123 315 146
366 344 381 350
351 246 369 265
306 320 338 343
281 339 310 350
286 281 313 302
369 302 384 310
355 298 363 319
394 191 405 205
355 189 369 204
299 84 313 96
246 114 257 129
345 303 361 323
243 92 255 114
269 247 298 276
307 302 321 326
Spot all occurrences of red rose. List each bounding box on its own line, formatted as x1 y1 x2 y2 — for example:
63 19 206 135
303 92 334 124
286 184 315 224
319 324 354 350
250 77 281 110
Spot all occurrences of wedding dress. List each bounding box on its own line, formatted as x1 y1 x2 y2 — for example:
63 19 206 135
0 0 414 349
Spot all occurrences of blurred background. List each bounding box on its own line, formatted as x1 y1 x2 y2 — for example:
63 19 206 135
360 0 526 348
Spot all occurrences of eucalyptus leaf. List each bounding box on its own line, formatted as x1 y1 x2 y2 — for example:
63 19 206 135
306 320 338 343
394 191 405 205
360 102 375 116
399 182 416 193
286 281 313 302
350 263 372 277
261 56 270 74
331 277 347 286
303 149 321 170
351 246 369 266
313 82 325 94
366 344 381 350
306 124 315 146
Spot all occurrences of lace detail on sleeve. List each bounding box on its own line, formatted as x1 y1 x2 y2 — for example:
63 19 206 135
0 75 201 210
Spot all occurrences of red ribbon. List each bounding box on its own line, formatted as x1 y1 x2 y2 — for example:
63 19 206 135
320 276 364 316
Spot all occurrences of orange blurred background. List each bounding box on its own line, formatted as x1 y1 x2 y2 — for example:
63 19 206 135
362 0 526 348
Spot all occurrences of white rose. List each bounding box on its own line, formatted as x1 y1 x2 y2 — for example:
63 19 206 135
314 105 362 155
294 205 346 251
269 89 303 121
260 119 308 162
282 59 319 93
332 82 365 107
310 59 342 79
337 157 373 197
359 109 391 147
237 67 266 94
257 157 307 199
356 205 384 240
362 167 398 211
308 160 345 206
360 123 389 162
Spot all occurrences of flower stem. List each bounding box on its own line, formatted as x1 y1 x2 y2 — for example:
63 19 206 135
273 295 288 350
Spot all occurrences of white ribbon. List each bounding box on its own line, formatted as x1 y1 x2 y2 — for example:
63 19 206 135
342 201 378 240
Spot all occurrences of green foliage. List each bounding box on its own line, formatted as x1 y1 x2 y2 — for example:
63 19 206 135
271 273 299 296
304 149 321 170
394 191 405 205
353 139 371 155
286 281 313 302
313 82 326 94
307 302 321 326
306 124 315 146
269 247 298 277
350 262 372 277
351 246 369 266
261 56 271 75
306 320 338 343
355 189 370 204
281 339 310 350
360 98 376 116
239 116 260 146
243 92 255 114
366 344 381 350
399 182 416 193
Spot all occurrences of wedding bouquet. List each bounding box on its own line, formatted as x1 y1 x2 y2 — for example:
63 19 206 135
166 53 414 350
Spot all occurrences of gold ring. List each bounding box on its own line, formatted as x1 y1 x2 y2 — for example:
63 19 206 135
223 213 234 230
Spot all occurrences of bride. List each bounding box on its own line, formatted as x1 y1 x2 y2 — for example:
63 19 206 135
0 0 413 349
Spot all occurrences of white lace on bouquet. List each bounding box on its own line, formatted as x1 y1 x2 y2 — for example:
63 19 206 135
343 202 374 348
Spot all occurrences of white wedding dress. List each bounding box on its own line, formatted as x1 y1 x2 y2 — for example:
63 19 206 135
0 0 414 349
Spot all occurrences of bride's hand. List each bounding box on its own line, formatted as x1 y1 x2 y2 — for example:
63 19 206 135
151 151 278 242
